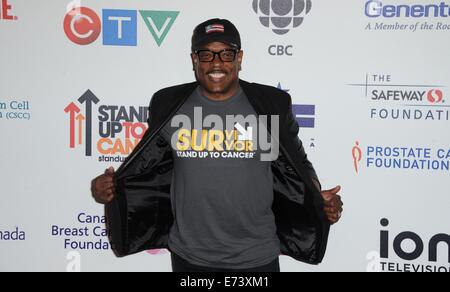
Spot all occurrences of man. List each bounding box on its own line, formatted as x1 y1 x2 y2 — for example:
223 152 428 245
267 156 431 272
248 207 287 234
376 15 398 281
92 19 343 272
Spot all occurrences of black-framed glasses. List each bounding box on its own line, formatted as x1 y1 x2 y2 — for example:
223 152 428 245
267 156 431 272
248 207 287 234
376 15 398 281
194 49 238 62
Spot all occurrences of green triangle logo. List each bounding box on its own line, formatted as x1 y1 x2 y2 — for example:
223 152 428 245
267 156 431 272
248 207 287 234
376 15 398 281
140 11 180 47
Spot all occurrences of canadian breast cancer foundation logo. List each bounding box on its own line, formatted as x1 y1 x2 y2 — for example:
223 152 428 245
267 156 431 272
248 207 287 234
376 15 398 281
352 141 450 174
64 90 149 162
64 5 179 46
0 0 17 21
349 74 448 123
252 0 312 35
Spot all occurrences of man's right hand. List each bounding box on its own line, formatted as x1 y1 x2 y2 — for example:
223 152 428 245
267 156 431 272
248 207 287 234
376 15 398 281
91 167 116 204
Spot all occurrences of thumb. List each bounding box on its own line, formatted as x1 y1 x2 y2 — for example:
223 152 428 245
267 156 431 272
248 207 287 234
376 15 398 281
324 185 341 195
329 185 341 194
105 166 115 176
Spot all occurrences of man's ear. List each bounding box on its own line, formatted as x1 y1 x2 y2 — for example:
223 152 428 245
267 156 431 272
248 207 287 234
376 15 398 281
237 50 244 71
191 53 197 71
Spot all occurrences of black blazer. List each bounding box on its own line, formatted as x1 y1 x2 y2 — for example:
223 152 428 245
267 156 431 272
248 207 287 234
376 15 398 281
107 80 330 264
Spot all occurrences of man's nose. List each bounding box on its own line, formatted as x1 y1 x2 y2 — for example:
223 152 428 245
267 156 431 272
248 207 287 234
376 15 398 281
211 53 224 65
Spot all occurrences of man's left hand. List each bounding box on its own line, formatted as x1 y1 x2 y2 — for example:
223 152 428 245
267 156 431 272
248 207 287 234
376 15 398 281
321 186 343 225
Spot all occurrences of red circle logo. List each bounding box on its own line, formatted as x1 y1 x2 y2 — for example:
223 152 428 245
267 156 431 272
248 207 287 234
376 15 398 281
427 89 443 104
64 7 101 45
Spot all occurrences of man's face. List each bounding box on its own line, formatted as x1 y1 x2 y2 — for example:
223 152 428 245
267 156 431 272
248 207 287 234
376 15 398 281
191 42 243 99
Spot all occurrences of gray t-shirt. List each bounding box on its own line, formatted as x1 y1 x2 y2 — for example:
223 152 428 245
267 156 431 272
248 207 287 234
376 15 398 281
160 86 280 269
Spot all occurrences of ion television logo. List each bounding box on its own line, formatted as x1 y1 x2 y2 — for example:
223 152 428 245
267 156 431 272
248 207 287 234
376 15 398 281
252 0 312 35
64 90 148 162
64 6 179 46
367 218 450 272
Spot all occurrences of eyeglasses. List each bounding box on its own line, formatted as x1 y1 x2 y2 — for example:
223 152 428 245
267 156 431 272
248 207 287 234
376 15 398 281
194 49 238 62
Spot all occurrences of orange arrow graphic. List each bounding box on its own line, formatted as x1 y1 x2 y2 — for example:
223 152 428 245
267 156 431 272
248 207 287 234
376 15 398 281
64 102 81 148
76 113 86 145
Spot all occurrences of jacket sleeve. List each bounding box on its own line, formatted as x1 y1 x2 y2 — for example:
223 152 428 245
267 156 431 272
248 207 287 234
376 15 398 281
285 94 321 191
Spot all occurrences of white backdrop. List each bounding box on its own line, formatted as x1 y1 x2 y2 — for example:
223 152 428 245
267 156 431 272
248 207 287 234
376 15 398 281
1 0 449 272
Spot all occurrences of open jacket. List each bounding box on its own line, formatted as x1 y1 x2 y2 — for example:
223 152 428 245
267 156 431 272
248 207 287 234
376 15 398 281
106 80 330 265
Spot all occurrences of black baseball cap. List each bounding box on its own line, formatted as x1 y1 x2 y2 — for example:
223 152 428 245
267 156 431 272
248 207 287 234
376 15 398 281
191 18 241 52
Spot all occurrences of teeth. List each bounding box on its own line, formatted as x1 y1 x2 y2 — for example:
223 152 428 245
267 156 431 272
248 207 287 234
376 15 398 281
209 73 226 78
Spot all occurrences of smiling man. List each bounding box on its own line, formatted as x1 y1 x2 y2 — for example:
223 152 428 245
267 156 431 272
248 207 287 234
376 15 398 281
91 18 343 272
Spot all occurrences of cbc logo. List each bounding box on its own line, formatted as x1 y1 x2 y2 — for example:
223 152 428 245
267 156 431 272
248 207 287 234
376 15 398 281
268 45 293 56
252 0 312 35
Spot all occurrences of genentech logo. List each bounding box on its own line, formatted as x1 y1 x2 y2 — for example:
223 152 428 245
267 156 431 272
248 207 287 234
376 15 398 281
0 0 17 21
367 218 450 272
64 90 148 162
64 6 179 46
364 2 450 32
349 74 449 122
365 1 450 18
252 0 312 35
352 141 450 173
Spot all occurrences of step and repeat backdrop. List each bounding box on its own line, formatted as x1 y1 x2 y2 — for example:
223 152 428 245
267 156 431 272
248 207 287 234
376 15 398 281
1 0 449 272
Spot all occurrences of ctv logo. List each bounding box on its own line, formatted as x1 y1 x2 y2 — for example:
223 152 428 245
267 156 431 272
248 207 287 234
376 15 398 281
64 90 149 161
0 0 17 20
64 6 179 46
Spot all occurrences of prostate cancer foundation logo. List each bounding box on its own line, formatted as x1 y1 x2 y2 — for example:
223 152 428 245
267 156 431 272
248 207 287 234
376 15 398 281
352 141 450 174
64 90 149 162
64 6 179 46
252 0 312 34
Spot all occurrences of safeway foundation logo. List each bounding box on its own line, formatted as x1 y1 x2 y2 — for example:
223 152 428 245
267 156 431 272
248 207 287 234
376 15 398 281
0 0 17 21
349 74 449 123
352 141 450 174
64 90 148 162
64 6 179 46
